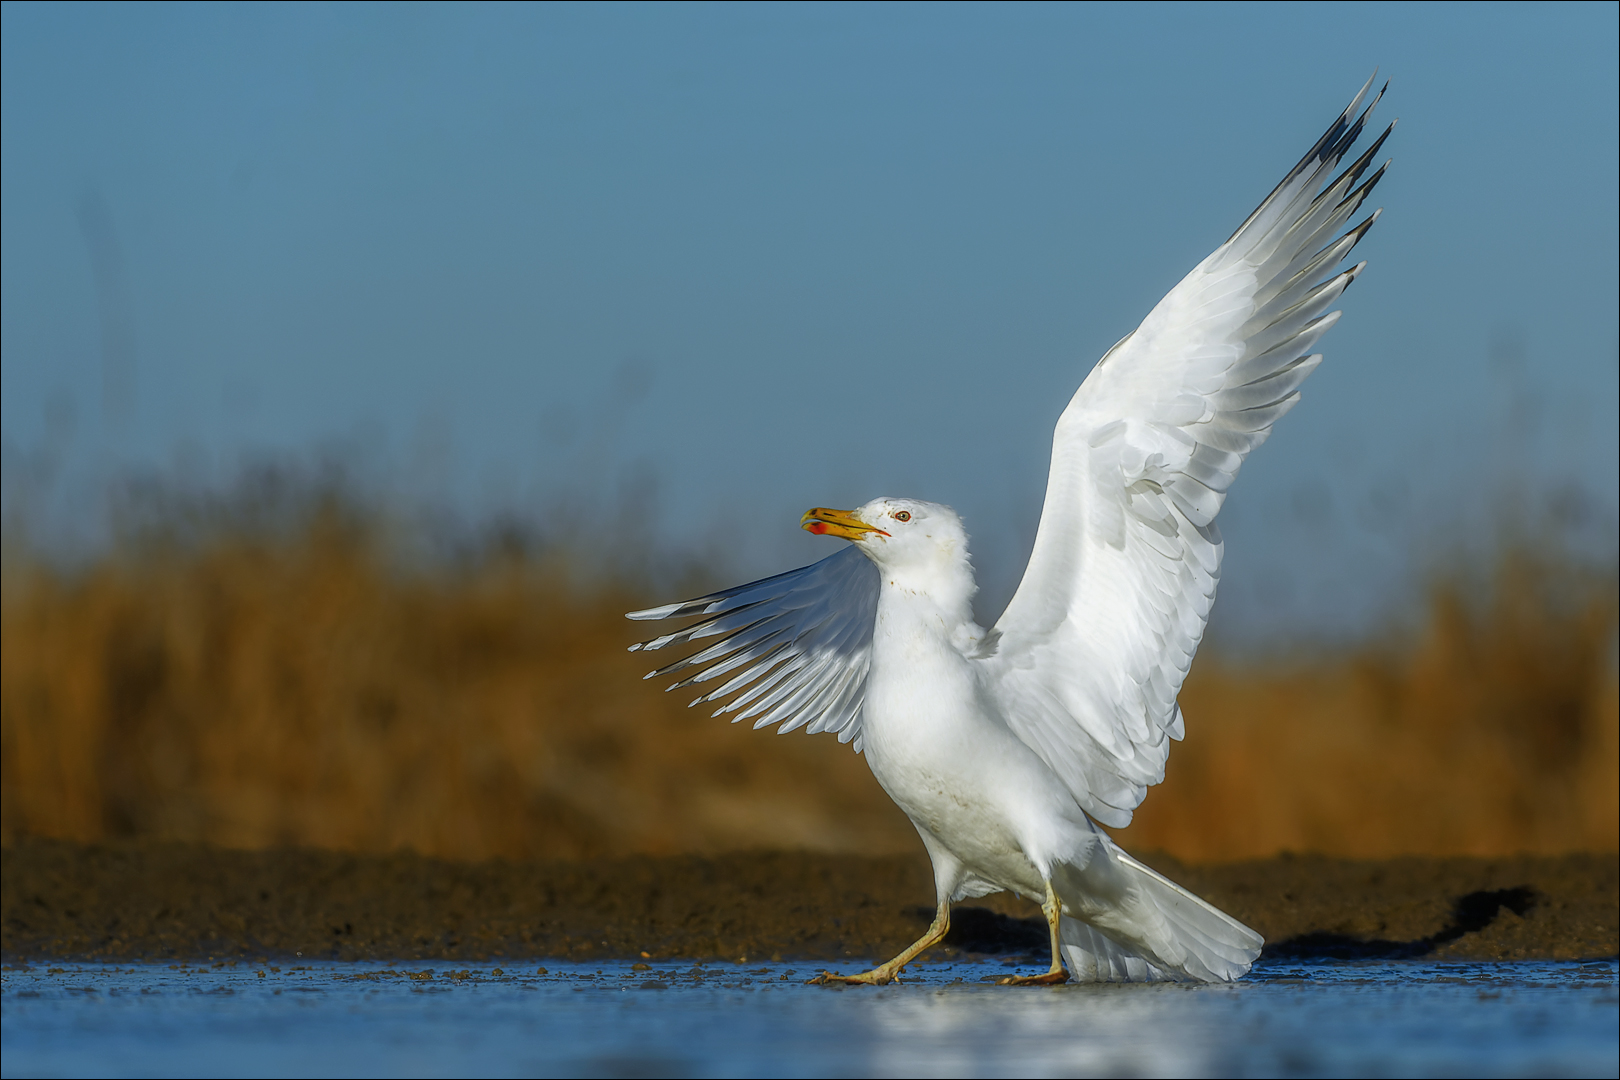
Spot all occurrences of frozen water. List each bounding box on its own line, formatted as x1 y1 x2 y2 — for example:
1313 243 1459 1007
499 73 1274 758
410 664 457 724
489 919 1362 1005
3 958 1615 1078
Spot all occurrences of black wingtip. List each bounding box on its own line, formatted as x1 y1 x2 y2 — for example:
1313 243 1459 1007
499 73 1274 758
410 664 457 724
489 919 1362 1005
1337 160 1391 213
1225 73 1386 244
1317 121 1396 206
1341 207 1383 251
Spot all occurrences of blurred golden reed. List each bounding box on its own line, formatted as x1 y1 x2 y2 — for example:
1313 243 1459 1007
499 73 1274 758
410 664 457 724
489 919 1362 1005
3 507 1615 862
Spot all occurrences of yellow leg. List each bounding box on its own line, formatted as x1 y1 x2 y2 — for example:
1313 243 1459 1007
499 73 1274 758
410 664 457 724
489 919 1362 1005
997 879 1070 986
810 899 950 985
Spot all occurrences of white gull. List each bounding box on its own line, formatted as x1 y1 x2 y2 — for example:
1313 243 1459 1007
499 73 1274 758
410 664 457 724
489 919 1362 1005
629 77 1393 985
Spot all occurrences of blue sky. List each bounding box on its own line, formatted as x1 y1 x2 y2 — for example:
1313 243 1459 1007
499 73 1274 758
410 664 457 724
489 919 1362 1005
3 2 1616 643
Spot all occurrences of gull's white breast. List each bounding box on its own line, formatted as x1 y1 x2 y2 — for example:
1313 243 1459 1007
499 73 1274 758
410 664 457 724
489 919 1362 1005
859 587 1098 901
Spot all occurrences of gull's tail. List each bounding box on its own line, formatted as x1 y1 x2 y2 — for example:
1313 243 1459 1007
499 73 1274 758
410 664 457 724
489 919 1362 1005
1055 839 1263 983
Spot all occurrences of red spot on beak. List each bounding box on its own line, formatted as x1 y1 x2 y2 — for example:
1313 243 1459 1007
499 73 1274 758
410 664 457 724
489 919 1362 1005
806 522 827 534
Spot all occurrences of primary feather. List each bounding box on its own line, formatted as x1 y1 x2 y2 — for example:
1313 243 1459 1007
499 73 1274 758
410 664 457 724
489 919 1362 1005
628 545 877 747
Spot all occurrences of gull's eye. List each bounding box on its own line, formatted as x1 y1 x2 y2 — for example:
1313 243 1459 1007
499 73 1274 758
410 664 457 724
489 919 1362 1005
893 511 911 522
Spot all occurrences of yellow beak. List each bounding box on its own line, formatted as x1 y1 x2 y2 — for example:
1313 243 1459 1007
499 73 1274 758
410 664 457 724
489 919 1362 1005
801 507 889 540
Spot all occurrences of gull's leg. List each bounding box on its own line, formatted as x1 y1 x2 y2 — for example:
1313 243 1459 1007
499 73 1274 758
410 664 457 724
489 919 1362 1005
810 900 950 986
997 879 1070 986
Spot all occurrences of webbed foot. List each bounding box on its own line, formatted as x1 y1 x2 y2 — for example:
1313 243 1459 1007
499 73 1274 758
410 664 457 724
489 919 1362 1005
996 967 1069 986
808 965 904 986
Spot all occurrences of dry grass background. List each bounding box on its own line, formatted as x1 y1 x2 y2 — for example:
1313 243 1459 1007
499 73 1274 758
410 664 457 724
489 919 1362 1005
2 504 1614 863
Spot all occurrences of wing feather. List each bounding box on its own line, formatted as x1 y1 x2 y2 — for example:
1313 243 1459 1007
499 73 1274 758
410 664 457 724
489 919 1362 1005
982 79 1391 826
628 545 879 746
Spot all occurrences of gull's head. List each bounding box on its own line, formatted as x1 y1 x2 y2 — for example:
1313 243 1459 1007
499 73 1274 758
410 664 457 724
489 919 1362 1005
802 498 975 601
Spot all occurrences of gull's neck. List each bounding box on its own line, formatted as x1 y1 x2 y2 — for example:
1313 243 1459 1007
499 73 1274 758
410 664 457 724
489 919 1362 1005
868 555 986 656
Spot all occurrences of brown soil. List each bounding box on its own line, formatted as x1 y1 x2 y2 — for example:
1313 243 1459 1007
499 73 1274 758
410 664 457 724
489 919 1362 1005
3 838 1613 965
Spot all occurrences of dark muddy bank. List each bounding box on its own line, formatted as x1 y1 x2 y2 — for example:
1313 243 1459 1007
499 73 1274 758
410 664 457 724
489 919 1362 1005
3 839 1614 964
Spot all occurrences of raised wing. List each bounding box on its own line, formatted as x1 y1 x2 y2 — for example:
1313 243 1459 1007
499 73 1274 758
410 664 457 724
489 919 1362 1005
984 78 1392 827
627 545 880 750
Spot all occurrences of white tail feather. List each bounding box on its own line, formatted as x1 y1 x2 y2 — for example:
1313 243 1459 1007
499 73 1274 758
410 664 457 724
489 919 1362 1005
1060 917 1181 982
1059 843 1263 984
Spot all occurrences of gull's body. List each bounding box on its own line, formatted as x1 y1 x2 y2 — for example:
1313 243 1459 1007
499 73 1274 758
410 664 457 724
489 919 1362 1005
629 80 1393 984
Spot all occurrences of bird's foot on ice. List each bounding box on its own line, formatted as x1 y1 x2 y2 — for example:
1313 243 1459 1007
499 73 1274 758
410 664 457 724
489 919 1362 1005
808 966 902 986
996 968 1069 986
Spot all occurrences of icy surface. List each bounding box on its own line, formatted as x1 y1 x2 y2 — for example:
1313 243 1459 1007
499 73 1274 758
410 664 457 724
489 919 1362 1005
3 958 1616 1078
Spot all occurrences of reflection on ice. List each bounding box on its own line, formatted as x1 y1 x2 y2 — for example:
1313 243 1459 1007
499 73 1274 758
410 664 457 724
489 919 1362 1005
854 963 1620 1078
862 985 1219 1077
2 959 1615 1078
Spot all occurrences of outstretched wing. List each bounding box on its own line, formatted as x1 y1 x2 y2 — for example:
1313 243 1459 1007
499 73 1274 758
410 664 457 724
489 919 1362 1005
983 78 1392 827
627 545 880 750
